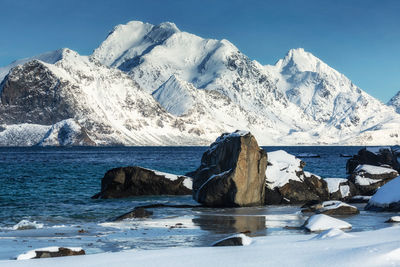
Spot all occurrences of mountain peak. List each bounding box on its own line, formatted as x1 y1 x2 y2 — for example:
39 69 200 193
277 48 326 74
388 90 400 113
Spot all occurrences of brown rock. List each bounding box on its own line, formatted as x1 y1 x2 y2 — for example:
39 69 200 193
91 166 192 199
34 247 85 259
191 131 267 207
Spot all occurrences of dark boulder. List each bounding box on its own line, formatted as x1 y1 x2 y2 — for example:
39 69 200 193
92 166 192 199
212 234 252 247
191 130 267 207
113 207 153 221
33 247 85 259
346 147 400 174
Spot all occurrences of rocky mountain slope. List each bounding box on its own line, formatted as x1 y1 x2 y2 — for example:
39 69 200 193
388 91 400 114
1 20 399 146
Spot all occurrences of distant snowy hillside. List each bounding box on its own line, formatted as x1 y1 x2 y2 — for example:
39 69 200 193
1 20 400 146
388 90 400 113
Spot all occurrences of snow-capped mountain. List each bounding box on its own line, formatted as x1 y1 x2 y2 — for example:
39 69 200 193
1 20 400 146
388 91 400 114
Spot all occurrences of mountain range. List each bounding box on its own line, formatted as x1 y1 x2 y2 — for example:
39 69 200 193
0 21 399 146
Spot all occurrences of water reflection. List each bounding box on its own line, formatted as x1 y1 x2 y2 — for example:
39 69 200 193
192 208 267 237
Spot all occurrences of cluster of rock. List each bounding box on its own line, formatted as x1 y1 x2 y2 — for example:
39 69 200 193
90 131 399 212
264 150 329 204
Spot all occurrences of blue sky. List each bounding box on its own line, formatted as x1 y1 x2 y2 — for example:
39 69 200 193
1 0 399 102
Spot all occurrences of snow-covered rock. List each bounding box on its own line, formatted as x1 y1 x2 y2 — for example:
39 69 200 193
17 247 84 260
212 233 252 247
385 216 400 223
265 150 329 204
324 178 351 199
366 176 400 211
304 214 352 232
92 166 192 199
316 201 359 215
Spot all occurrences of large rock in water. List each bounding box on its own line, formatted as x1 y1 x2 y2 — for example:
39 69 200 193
348 164 398 195
264 150 329 204
91 166 192 199
346 147 400 174
191 130 267 207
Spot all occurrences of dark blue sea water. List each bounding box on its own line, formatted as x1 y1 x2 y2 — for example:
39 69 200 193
3 146 397 260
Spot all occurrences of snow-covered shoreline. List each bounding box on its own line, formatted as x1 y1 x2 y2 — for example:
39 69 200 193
3 226 400 267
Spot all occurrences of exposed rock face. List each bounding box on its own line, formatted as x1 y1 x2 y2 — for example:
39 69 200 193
316 201 359 215
33 247 85 259
348 164 398 195
91 166 192 199
192 131 267 207
113 207 153 221
264 150 329 204
324 178 358 201
346 147 400 174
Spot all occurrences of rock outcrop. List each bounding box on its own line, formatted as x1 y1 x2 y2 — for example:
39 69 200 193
91 166 192 199
17 247 85 260
212 234 252 247
302 201 359 215
346 147 400 173
348 164 398 195
264 150 329 204
191 130 267 207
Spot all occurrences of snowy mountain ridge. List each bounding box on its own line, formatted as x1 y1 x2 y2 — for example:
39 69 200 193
1 20 399 146
388 91 400 114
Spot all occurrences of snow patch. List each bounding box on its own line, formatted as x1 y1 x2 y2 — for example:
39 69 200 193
354 164 397 175
17 247 83 260
212 233 252 246
324 178 348 193
311 228 353 240
304 214 352 232
266 150 304 188
368 176 400 207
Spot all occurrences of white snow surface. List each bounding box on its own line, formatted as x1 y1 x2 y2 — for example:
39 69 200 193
266 150 305 188
304 214 352 232
212 234 252 246
5 227 400 266
324 178 348 193
354 164 397 175
2 20 400 145
310 228 353 240
368 176 400 207
17 247 83 260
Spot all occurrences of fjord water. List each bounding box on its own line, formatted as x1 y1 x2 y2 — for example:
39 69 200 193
0 146 396 259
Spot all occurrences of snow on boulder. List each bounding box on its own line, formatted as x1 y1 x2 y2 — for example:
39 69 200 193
385 216 400 223
349 164 398 195
17 247 85 260
310 228 353 240
304 214 352 232
324 177 353 200
365 176 400 211
212 233 252 247
316 201 359 215
265 150 329 204
91 166 192 199
346 147 400 174
191 130 267 207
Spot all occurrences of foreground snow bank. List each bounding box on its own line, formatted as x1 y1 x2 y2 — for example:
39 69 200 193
367 176 400 210
3 226 400 267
